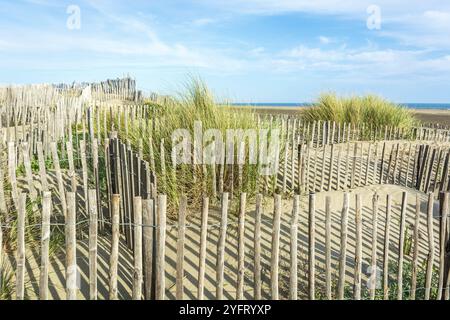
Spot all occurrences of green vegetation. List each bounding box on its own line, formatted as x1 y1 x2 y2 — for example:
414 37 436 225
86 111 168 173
303 93 418 130
116 79 281 213
0 262 14 300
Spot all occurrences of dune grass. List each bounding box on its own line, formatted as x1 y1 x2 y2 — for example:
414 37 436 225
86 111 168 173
118 80 280 214
303 93 418 130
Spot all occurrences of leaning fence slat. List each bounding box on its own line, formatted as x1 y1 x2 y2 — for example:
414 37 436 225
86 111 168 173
325 196 332 300
254 194 262 300
109 195 120 300
290 195 300 300
383 194 392 300
308 193 316 300
217 193 229 300
66 192 77 300
198 197 209 300
370 193 379 300
437 192 449 300
271 194 282 300
39 192 52 300
425 192 435 300
411 194 421 300
176 196 187 300
397 192 407 300
143 198 155 300
88 190 98 300
37 141 49 192
156 195 167 300
337 193 349 300
16 193 26 300
237 193 246 300
132 197 143 300
354 194 362 300
51 142 67 217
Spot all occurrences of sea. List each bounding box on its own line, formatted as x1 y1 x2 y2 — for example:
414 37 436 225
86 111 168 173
232 103 450 110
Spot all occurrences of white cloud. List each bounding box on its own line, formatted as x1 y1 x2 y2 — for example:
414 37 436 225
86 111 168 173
192 18 216 26
201 1 450 51
318 36 332 44
273 44 450 79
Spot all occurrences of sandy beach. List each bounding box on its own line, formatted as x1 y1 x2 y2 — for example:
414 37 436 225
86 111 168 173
232 106 450 127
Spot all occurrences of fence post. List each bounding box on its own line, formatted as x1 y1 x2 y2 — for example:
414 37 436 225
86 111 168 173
382 194 392 300
156 195 167 300
369 193 379 300
66 192 77 300
39 192 52 300
308 193 316 300
16 193 26 300
198 197 209 300
254 194 262 300
88 190 98 300
271 194 281 300
51 142 67 217
290 195 300 300
337 193 349 300
425 192 435 300
438 192 448 300
217 193 229 300
411 194 421 300
109 195 120 300
132 197 143 300
176 195 187 300
354 194 362 300
397 192 407 300
325 196 332 300
143 199 155 300
79 141 89 219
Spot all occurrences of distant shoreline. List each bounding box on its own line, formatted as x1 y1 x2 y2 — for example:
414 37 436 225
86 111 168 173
230 103 450 110
229 105 450 126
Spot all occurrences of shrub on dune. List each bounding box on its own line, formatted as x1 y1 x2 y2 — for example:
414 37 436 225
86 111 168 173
303 93 417 130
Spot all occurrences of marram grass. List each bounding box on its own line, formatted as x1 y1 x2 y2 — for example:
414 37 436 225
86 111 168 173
303 93 418 130
117 80 281 215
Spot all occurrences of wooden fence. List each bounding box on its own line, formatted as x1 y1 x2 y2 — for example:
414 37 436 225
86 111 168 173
0 83 450 300
1 188 449 300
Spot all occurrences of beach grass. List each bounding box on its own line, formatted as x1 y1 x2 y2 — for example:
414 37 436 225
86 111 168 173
121 79 280 213
303 93 418 129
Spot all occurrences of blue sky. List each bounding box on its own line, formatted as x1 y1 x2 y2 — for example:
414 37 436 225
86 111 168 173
1 0 450 102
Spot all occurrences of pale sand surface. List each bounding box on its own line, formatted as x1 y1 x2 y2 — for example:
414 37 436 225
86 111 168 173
7 184 440 300
4 140 445 300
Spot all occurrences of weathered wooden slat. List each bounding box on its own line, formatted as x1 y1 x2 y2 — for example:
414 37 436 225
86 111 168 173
437 192 449 300
156 195 167 300
369 193 379 300
425 192 435 300
411 194 421 300
15 193 26 300
288 195 299 300
198 197 209 300
383 194 392 300
271 194 282 300
309 193 316 300
337 193 349 300
325 196 332 300
109 195 120 300
88 190 98 300
66 192 77 300
254 194 262 300
354 194 362 300
397 192 407 300
132 197 143 300
176 195 187 300
216 193 229 300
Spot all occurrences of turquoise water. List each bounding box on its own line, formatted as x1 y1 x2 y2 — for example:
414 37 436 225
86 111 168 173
232 103 450 110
